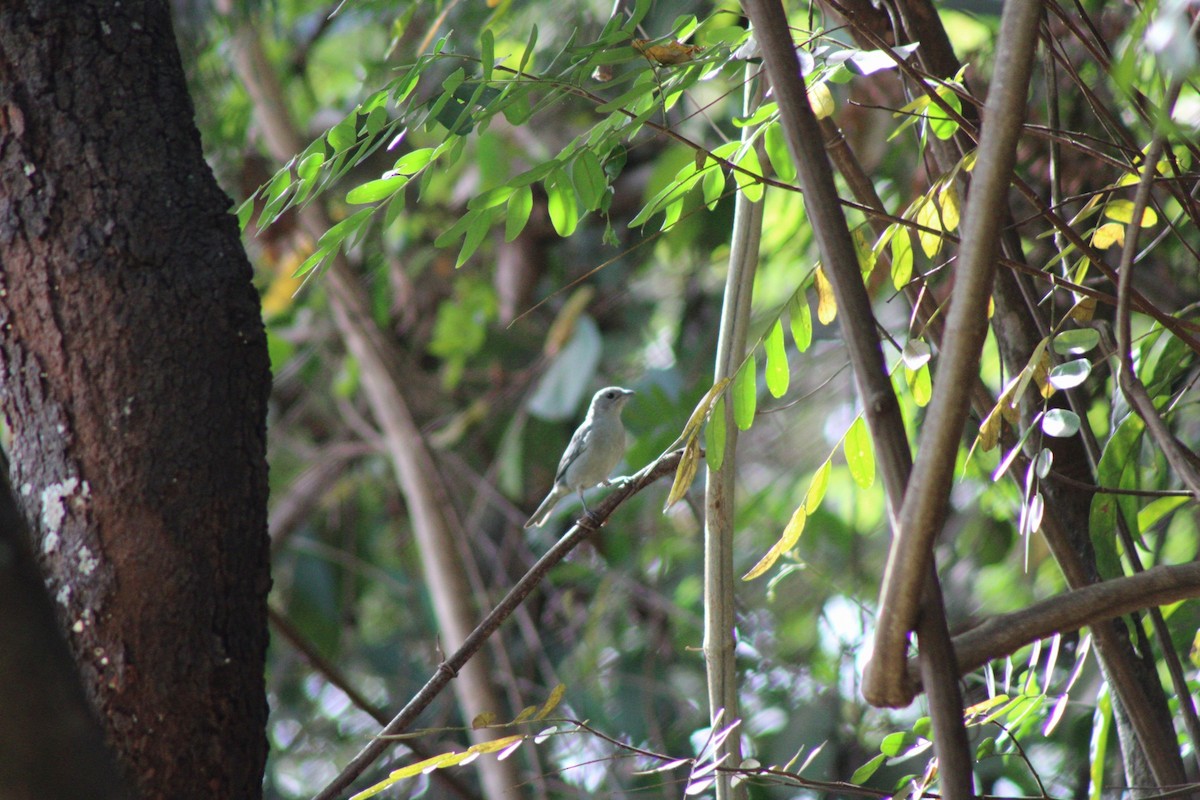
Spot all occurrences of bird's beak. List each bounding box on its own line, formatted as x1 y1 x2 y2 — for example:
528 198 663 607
621 389 635 397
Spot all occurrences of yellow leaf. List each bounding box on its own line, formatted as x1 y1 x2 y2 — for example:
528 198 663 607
1091 222 1125 250
807 82 835 119
977 406 1003 451
512 705 538 724
664 436 700 511
466 735 524 755
815 266 837 324
915 197 942 257
742 506 806 581
472 712 498 729
938 183 960 231
1069 294 1097 323
535 683 566 720
675 377 731 445
1104 199 1157 227
1034 348 1054 399
632 39 703 65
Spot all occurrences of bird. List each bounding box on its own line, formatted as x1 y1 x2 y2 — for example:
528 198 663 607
524 386 635 528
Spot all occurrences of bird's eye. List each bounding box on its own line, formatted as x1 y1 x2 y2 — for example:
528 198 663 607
606 390 617 399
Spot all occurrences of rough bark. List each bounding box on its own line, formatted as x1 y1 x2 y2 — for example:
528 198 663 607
0 3 272 798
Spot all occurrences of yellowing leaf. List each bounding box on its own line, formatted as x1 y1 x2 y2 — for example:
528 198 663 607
632 39 703 65
472 711 498 729
467 735 524 755
1069 294 1097 323
512 705 538 724
669 377 730 458
938 183 961 231
664 436 701 510
805 460 831 513
1104 199 1157 227
742 505 806 581
807 81 835 119
915 198 943 257
535 683 566 720
1034 347 1055 399
815 266 837 324
977 405 1004 451
1091 222 1125 250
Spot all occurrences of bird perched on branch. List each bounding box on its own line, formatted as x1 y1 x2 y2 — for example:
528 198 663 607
525 386 635 528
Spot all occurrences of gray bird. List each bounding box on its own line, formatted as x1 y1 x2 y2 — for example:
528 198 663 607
524 386 635 528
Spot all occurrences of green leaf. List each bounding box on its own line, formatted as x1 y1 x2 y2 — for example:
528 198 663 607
880 731 917 757
851 753 886 784
763 120 796 182
434 210 478 249
480 28 495 81
789 294 812 352
764 320 789 398
345 175 407 205
844 416 875 488
701 164 726 210
928 86 962 140
297 151 325 183
572 150 607 211
456 210 494 267
546 170 579 236
517 24 538 74
805 460 831 513
1048 358 1092 390
505 185 534 242
706 396 727 471
732 355 757 431
906 363 932 407
393 147 436 175
732 145 764 202
1051 328 1100 355
1041 408 1080 438
891 228 914 289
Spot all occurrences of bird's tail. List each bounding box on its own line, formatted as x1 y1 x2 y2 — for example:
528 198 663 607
524 485 568 528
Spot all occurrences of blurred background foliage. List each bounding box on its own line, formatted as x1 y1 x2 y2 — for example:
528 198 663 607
175 0 1200 797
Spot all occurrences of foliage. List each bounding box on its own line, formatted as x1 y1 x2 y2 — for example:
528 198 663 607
182 0 1200 797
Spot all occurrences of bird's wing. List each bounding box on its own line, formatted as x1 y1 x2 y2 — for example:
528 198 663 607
553 420 593 484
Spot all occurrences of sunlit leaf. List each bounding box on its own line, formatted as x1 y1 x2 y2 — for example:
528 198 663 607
1104 199 1157 227
805 460 831 513
1041 408 1080 438
916 197 943 257
815 267 837 324
1052 328 1100 355
1091 222 1125 250
938 183 961 231
789 293 813 351
907 363 932 407
546 170 579 236
1049 358 1092 390
733 145 764 202
851 754 886 784
505 184 534 242
891 228 914 289
764 121 796 182
844 416 875 488
742 505 805 581
764 320 789 398
732 356 757 430
807 81 835 119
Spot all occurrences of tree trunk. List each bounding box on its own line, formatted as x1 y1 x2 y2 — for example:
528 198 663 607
0 3 272 798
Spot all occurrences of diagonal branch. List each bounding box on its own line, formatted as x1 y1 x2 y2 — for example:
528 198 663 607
310 450 686 800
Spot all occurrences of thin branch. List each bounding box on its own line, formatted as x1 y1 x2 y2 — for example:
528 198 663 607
310 450 686 800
